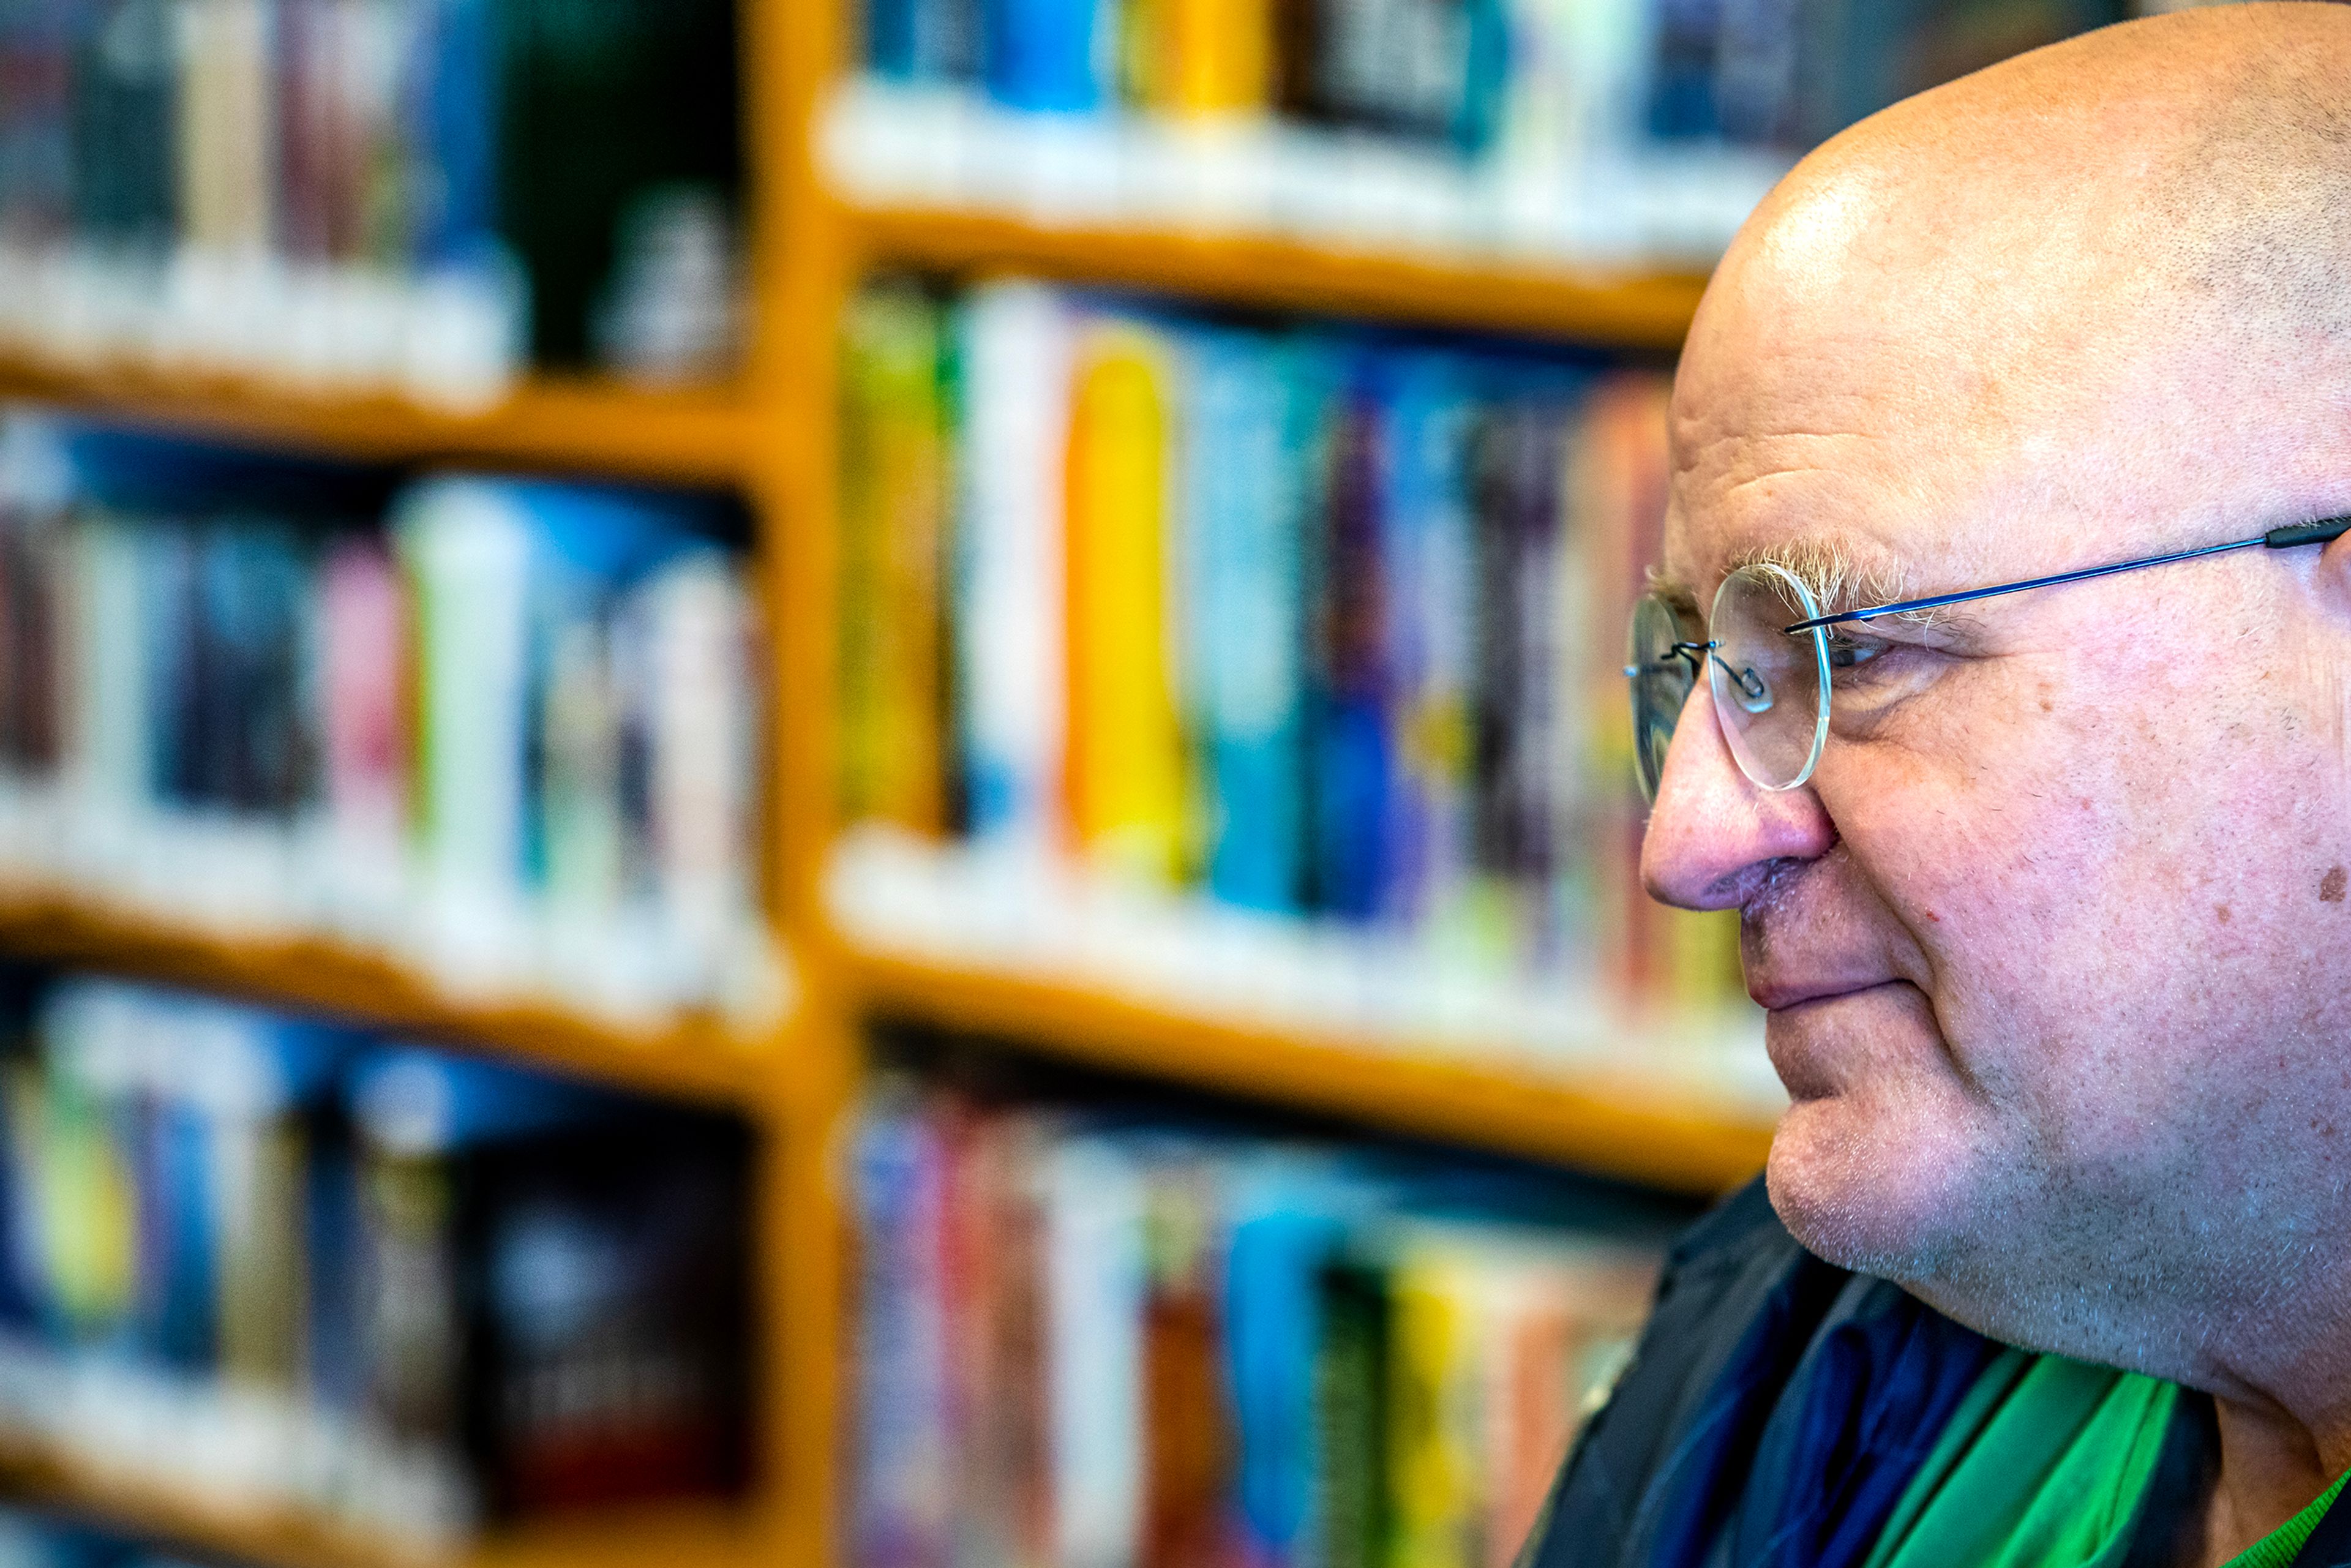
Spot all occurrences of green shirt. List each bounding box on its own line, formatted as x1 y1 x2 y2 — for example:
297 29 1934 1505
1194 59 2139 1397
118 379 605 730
1860 1349 2349 1568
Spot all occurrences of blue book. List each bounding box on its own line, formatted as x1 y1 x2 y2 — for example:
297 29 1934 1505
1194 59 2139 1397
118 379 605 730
134 522 198 809
195 525 312 815
981 0 1110 113
1307 355 1393 921
847 1095 952 1568
1184 329 1315 914
407 0 501 272
142 1087 216 1370
1223 1161 1368 1568
866 0 977 79
1373 354 1474 932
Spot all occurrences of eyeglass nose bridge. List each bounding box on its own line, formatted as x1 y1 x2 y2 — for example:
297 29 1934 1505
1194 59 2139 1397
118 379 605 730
1622 639 1719 681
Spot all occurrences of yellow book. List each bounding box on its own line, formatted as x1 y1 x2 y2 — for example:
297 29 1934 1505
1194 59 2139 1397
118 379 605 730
839 285 952 833
1387 1253 1482 1568
1062 326 1186 882
1166 0 1272 117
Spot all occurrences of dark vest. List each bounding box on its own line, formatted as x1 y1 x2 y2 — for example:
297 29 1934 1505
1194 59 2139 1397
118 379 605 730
1514 1178 2351 1568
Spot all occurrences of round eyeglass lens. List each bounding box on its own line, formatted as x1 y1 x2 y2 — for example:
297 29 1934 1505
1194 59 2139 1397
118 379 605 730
1708 565 1832 792
1626 595 1698 805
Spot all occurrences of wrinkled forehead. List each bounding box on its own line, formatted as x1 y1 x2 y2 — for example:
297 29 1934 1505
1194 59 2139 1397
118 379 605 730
1657 331 2042 618
1654 242 2194 620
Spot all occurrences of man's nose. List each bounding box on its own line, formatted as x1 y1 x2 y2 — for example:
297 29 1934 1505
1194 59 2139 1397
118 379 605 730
1640 680 1837 911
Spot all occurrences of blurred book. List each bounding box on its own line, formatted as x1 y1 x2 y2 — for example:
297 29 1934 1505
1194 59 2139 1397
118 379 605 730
0 0 744 407
830 0 2128 268
833 277 1752 1068
0 971 757 1551
0 1501 277 1568
846 1079 1668 1568
0 412 777 1027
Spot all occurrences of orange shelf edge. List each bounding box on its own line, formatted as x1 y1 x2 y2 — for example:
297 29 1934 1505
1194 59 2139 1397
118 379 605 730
845 946 1775 1196
0 1438 783 1568
0 359 759 486
0 895 789 1109
850 204 1710 348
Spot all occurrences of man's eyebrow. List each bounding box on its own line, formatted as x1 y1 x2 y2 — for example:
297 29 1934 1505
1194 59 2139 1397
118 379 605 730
1721 536 1930 622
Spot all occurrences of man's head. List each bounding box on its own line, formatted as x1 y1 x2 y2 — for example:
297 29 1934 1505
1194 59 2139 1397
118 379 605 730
1649 2 2351 1395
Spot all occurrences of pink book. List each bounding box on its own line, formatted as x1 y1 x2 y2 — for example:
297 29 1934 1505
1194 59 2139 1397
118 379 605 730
317 533 408 860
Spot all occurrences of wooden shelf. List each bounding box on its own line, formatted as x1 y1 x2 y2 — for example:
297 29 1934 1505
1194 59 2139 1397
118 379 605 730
0 1438 776 1568
0 895 787 1109
0 359 757 486
847 947 1775 1196
851 206 1709 348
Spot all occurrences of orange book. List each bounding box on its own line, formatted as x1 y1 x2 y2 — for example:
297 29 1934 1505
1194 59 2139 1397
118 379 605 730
1166 0 1273 117
1565 375 1687 1006
1062 326 1187 882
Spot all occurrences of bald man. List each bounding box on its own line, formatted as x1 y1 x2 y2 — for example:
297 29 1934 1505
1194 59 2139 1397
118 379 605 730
1517 6 2351 1567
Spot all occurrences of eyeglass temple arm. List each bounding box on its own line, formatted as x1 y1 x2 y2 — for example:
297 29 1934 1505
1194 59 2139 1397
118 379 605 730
1784 516 2351 634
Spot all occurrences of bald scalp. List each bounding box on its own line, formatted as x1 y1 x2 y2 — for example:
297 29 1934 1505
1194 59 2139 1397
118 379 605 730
1738 3 2351 351
2146 9 2351 342
1672 2 2351 612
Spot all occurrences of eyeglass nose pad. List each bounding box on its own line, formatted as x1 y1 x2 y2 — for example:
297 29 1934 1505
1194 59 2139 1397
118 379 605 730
1730 662 1773 714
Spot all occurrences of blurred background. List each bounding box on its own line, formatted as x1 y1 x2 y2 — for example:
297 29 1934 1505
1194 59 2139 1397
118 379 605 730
0 1 2246 1567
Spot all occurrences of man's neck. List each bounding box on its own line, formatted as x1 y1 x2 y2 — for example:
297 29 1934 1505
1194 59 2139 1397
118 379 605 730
2198 1396 2337 1567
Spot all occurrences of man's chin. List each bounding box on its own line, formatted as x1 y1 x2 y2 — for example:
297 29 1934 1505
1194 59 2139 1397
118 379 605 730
1763 1093 1982 1281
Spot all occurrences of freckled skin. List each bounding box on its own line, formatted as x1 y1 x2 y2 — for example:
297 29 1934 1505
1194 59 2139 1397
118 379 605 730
1639 7 2351 1559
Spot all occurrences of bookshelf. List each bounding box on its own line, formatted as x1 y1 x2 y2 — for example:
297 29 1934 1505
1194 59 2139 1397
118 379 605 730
0 895 787 1108
0 0 1785 1563
0 361 759 486
0 1434 781 1568
848 206 1709 347
849 949 1773 1195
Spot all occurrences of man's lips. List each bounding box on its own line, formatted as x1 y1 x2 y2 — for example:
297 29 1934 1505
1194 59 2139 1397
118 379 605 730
1747 977 1904 1012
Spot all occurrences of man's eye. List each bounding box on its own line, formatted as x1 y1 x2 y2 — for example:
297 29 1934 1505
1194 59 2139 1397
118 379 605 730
1825 636 1889 677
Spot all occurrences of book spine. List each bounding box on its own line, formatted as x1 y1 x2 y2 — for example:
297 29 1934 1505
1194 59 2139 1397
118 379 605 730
1313 1259 1390 1568
1164 0 1270 116
0 1 81 238
1376 362 1475 942
1306 368 1390 920
535 595 624 920
61 512 149 822
406 0 497 271
1385 1254 1478 1568
955 282 1072 851
172 0 277 255
1139 1161 1233 1568
72 0 182 250
850 1097 955 1568
982 0 1113 112
0 433 69 776
317 533 411 867
391 478 534 928
1225 1195 1346 1568
1044 1133 1147 1568
643 549 759 961
135 518 199 810
841 285 954 836
1062 320 1186 883
1184 329 1309 914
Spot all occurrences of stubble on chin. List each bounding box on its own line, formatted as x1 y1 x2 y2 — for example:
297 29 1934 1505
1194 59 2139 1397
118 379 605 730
1761 1074 1990 1288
